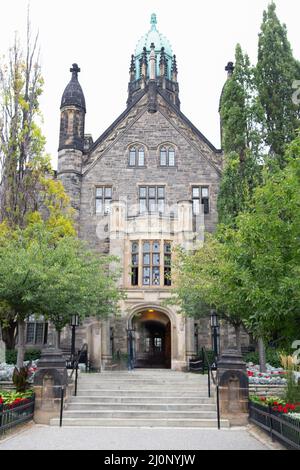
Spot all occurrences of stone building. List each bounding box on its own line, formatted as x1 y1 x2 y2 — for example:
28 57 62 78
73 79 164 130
50 14 249 370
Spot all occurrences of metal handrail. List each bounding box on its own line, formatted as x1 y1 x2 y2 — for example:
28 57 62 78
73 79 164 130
202 347 220 429
70 343 88 397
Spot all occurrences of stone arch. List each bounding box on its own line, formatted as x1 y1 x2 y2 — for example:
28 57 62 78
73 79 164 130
127 304 178 369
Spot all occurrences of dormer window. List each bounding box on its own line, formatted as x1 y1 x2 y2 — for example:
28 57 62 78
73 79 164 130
129 146 145 167
160 146 175 167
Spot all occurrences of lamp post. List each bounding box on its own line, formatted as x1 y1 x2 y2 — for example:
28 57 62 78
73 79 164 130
210 310 220 359
127 328 135 371
70 314 80 358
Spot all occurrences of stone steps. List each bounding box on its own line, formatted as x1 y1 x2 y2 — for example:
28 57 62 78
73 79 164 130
51 370 228 428
67 403 216 411
50 417 229 428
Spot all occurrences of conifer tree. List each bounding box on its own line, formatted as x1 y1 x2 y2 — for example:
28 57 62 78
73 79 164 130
256 1 300 166
218 44 261 225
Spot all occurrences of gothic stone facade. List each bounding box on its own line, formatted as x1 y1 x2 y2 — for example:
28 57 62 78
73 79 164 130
56 18 249 370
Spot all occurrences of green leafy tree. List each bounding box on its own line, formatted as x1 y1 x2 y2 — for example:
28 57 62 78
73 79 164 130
256 1 300 166
0 222 122 368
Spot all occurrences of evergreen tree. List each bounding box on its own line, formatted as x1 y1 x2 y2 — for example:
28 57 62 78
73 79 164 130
256 1 300 166
218 44 261 225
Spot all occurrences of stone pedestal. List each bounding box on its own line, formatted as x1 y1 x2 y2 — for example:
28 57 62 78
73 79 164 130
217 348 249 426
33 347 69 424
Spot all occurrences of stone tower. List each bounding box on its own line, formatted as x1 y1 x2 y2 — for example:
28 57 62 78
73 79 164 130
57 63 86 223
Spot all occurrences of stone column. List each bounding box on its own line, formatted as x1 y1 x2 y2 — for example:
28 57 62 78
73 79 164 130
185 317 195 365
101 319 111 370
217 349 249 426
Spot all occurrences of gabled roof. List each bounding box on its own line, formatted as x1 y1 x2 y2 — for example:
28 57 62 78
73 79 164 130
83 88 222 175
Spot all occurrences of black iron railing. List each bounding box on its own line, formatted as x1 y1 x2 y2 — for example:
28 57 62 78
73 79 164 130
249 401 300 450
202 347 220 430
0 395 35 435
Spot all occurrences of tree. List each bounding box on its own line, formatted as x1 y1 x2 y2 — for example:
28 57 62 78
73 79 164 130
0 222 122 367
218 44 262 225
0 11 50 228
256 1 300 166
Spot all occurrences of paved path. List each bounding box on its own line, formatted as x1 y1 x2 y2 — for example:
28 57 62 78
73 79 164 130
0 424 271 450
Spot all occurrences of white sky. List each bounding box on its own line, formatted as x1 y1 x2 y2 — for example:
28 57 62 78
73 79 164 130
0 0 300 169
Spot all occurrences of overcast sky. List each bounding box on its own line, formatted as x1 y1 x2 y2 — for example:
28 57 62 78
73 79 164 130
1 0 300 168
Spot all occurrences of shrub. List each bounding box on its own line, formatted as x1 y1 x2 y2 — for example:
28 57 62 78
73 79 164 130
5 349 41 364
243 348 282 368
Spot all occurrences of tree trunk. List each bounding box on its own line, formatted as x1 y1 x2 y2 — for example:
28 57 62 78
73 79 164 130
2 322 17 350
234 324 242 353
258 337 267 373
16 319 26 369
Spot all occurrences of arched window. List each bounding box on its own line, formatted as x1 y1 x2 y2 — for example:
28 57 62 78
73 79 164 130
138 148 145 166
159 145 175 166
129 147 136 166
160 147 167 166
129 145 146 167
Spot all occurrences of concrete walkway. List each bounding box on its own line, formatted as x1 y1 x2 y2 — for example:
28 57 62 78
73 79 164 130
0 424 273 450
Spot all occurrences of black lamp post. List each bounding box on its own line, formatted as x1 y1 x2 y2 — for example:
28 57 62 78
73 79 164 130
210 310 220 358
127 328 135 371
70 314 80 358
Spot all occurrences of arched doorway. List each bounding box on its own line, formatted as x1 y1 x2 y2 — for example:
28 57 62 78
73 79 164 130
132 310 171 369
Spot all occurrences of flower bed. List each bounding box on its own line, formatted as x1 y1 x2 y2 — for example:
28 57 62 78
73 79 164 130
0 390 35 435
247 362 287 385
250 395 300 419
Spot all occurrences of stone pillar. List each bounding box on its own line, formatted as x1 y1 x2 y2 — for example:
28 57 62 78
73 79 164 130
33 346 69 424
185 317 195 365
101 319 111 370
0 325 5 364
217 349 249 426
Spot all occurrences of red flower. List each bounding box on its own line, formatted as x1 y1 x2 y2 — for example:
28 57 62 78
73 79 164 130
273 401 279 406
0 397 3 405
260 397 267 401
283 407 289 414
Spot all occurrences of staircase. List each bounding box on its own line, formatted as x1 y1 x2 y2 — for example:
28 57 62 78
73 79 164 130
50 369 229 428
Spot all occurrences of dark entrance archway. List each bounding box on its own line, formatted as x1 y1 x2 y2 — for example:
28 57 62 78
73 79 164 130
132 310 171 369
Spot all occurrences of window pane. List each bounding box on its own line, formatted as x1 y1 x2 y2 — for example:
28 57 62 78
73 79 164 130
201 187 209 198
164 267 172 286
149 199 156 212
168 149 175 166
164 254 171 267
104 201 111 214
35 324 44 344
143 242 150 253
139 187 146 198
193 200 200 215
152 267 160 285
158 200 164 213
160 148 167 166
96 199 103 214
139 199 147 213
153 241 160 253
129 148 136 166
96 187 103 198
164 242 171 254
143 267 150 285
157 187 165 198
26 323 35 343
138 148 145 166
202 198 209 215
105 187 112 198
143 253 150 265
192 187 200 198
132 242 139 253
132 254 139 266
131 267 139 286
149 187 156 198
153 253 160 266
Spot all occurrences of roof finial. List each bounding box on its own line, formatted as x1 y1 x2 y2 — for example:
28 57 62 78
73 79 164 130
150 13 157 30
70 63 80 80
225 61 234 78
